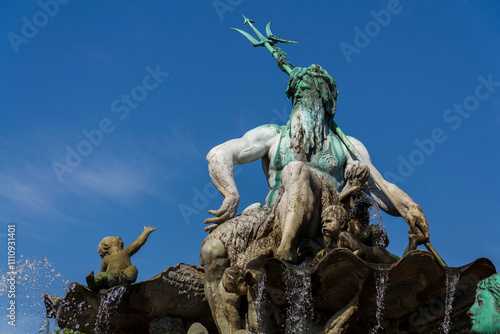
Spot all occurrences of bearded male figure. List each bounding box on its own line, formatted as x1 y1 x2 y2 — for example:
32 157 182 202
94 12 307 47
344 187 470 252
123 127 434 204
204 65 429 256
200 64 430 333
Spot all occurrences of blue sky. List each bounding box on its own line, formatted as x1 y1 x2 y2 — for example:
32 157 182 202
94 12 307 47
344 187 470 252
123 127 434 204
1 1 500 332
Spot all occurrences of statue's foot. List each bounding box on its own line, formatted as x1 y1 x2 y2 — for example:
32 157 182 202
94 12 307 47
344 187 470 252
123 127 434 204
85 271 96 291
275 248 298 263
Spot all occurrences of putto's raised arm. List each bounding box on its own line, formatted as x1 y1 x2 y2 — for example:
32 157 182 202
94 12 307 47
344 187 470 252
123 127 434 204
125 226 157 256
205 124 281 229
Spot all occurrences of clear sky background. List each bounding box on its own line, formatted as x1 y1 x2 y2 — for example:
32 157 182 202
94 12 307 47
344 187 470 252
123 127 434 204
1 1 499 332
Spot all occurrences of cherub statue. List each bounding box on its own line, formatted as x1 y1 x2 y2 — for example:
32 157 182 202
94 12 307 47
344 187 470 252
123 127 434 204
315 204 397 264
86 226 157 292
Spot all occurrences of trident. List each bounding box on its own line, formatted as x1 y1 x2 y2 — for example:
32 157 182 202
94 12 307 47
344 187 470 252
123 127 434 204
231 15 297 75
232 16 447 267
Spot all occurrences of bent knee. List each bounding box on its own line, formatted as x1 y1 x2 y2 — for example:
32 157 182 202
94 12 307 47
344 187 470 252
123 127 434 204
200 238 227 266
282 161 311 185
124 265 138 277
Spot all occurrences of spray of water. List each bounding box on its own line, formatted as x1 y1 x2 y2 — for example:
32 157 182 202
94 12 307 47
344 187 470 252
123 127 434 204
440 271 460 333
0 256 69 333
368 200 383 226
368 200 389 248
369 267 389 334
38 317 50 334
94 285 127 334
284 265 314 334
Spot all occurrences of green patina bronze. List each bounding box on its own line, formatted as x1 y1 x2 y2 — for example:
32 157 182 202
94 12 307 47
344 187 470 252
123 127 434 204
469 273 500 334
231 15 296 75
267 64 346 206
232 16 447 267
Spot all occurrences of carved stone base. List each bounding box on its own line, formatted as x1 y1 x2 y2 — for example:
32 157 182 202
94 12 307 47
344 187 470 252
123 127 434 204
44 263 215 334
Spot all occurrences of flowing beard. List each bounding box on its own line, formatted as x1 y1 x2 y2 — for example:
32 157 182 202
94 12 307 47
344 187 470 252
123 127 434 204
289 100 328 159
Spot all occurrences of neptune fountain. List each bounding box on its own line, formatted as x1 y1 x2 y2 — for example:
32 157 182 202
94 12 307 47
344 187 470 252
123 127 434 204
45 17 496 334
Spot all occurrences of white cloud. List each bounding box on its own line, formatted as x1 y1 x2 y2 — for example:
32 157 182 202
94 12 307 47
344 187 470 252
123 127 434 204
148 125 202 161
68 161 153 201
0 172 49 214
0 137 174 224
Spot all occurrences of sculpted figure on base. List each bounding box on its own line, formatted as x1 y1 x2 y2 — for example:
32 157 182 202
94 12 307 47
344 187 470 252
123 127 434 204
204 63 429 258
468 273 500 334
201 64 430 333
200 17 431 334
86 226 157 292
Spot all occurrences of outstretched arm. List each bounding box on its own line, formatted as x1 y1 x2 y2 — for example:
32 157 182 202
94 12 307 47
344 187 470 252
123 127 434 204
124 226 157 256
344 136 430 248
205 124 281 227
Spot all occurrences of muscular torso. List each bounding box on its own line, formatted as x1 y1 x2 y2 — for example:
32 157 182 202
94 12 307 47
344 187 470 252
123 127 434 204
264 126 348 206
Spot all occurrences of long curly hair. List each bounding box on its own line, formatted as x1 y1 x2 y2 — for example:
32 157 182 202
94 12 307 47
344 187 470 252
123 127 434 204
478 274 500 310
285 64 339 117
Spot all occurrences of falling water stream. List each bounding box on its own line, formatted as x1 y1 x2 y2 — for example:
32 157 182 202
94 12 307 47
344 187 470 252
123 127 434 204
254 271 267 326
94 285 127 334
369 267 389 334
284 264 314 334
440 270 460 333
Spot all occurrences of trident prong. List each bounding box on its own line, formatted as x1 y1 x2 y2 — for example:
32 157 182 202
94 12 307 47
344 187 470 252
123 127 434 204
230 15 271 47
231 15 297 75
265 22 273 38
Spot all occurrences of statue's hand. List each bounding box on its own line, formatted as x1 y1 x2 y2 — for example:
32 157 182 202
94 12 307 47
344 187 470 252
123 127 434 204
339 184 363 202
406 204 430 250
204 195 240 228
144 226 157 233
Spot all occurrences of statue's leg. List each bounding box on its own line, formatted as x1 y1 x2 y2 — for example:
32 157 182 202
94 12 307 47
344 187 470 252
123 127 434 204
92 272 110 290
121 265 138 285
105 273 118 289
276 161 321 262
324 294 360 334
200 238 241 334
